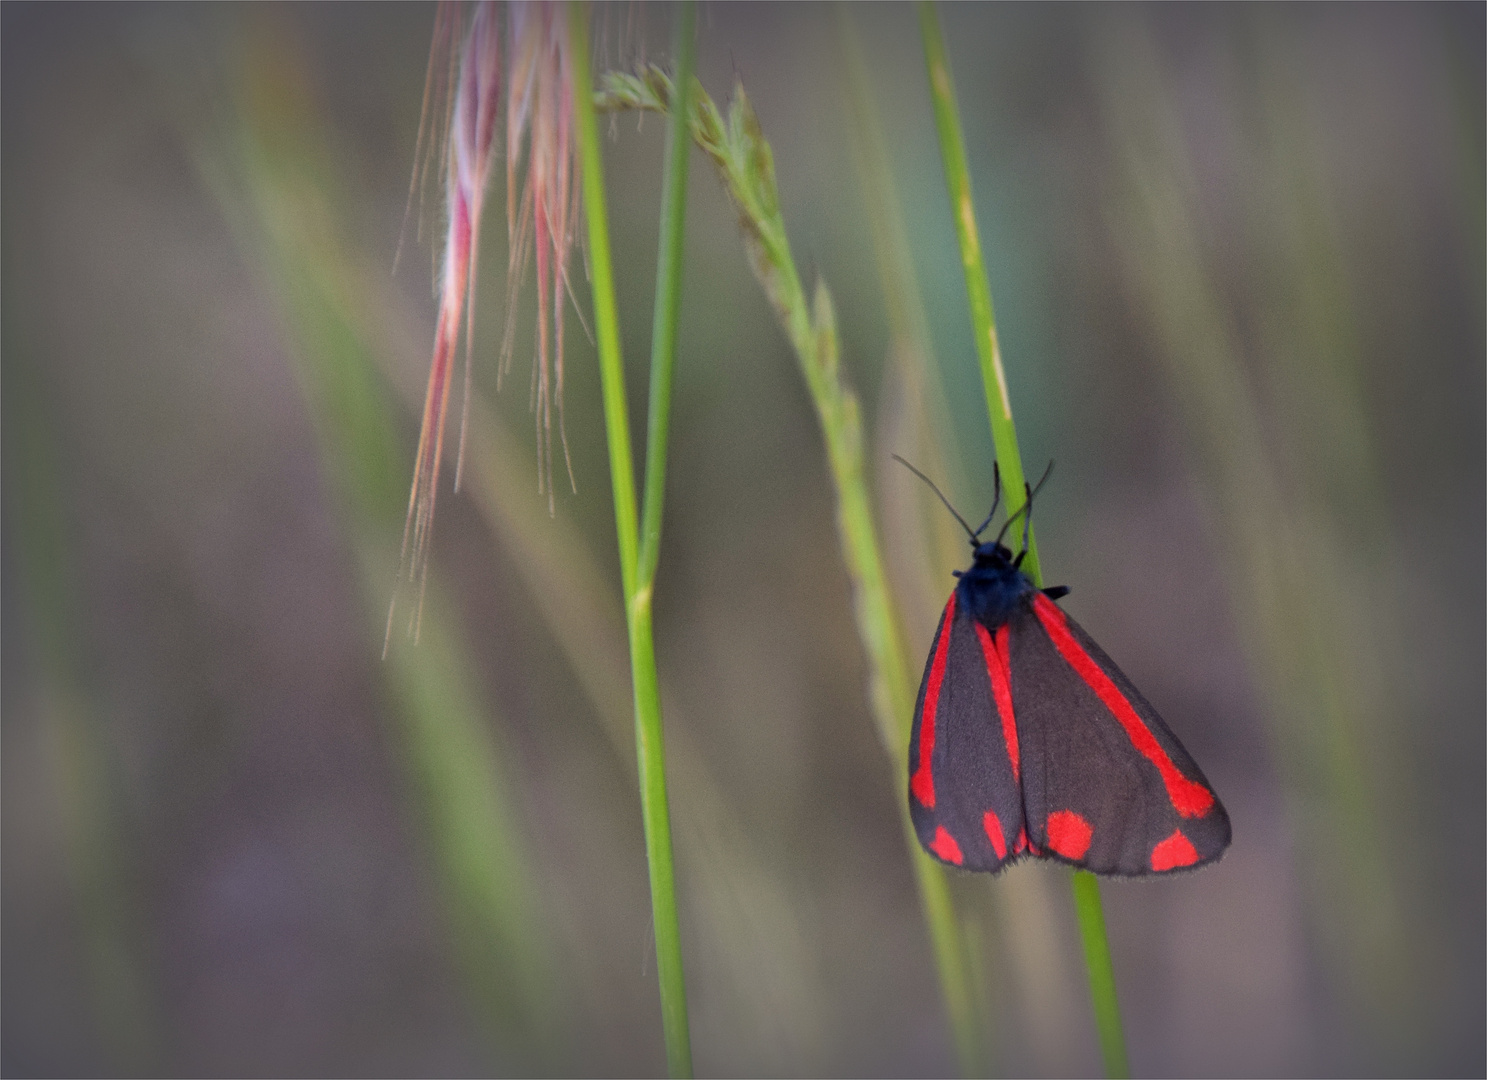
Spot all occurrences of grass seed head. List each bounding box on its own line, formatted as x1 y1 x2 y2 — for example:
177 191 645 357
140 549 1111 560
503 1 581 513
389 0 502 651
390 1 585 651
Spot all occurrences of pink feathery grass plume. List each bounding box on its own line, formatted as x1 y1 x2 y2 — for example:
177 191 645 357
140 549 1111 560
502 1 581 512
389 1 584 649
388 1 501 650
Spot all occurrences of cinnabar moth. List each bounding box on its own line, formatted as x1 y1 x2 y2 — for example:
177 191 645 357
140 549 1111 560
898 458 1230 875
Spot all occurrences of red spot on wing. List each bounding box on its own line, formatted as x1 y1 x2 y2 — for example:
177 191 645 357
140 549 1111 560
1046 809 1094 859
930 826 964 865
973 622 1019 782
911 595 958 809
1150 829 1200 871
1032 594 1215 819
1013 826 1036 856
983 810 1008 860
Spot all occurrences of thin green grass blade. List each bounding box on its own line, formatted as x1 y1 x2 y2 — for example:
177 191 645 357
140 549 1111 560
916 2 1039 576
3 342 160 1077
637 1 695 588
198 19 557 1065
918 5 1131 1077
1071 871 1130 1079
569 6 693 1074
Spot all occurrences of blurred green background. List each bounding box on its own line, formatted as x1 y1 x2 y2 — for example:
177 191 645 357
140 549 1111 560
3 3 1482 1076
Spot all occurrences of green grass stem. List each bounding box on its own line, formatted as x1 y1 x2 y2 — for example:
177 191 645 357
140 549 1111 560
1071 870 1130 1079
569 6 693 1075
201 19 556 1063
594 68 987 1076
917 3 1039 573
213 15 810 1066
835 5 974 585
918 5 1131 1076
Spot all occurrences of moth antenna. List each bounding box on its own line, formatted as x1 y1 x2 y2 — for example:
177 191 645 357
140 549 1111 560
970 462 1002 539
892 455 976 541
994 460 1055 548
1021 481 1034 553
993 500 1022 547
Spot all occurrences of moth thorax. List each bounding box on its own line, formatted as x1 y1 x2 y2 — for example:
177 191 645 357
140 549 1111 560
957 558 1035 626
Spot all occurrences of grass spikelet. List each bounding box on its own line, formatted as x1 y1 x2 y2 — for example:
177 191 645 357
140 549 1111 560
388 0 501 653
504 1 581 511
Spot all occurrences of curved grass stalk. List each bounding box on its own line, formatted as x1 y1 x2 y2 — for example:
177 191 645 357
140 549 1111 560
206 17 558 1063
918 4 1131 1077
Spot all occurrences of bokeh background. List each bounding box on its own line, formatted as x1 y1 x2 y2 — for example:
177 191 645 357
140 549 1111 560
4 3 1482 1076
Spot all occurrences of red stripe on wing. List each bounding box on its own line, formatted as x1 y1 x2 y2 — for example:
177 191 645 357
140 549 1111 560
983 810 1008 860
1032 594 1215 818
911 593 958 809
973 621 1019 783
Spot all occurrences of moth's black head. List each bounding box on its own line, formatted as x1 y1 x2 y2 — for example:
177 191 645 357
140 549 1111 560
973 540 1016 566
